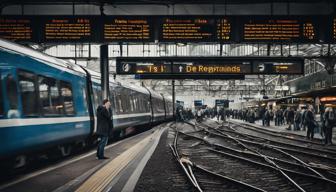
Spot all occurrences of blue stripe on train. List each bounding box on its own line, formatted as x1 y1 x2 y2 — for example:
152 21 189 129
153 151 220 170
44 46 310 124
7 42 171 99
0 121 90 157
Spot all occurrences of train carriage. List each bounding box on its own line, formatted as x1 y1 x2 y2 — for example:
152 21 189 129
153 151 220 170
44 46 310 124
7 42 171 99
0 40 91 159
0 39 174 165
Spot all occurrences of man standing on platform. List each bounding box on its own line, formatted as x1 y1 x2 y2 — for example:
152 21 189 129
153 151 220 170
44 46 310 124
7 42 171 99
286 108 295 131
96 99 112 160
323 107 335 145
294 109 302 131
305 105 315 140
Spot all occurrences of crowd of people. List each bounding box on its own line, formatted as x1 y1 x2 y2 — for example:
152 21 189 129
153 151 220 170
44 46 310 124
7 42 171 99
175 104 334 145
258 105 334 145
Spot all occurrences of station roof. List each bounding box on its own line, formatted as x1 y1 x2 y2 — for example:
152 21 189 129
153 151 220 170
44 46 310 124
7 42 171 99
0 0 333 105
0 0 333 5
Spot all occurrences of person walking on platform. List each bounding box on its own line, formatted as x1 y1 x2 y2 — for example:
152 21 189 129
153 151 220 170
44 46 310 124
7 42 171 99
323 107 335 145
278 108 283 126
305 105 315 140
301 108 307 131
218 107 226 123
261 108 266 126
284 108 289 125
280 109 284 125
264 109 270 126
286 108 295 131
294 109 302 131
96 99 112 160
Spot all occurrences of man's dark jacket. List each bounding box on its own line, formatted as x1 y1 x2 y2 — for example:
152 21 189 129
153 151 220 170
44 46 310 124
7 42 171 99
96 105 112 136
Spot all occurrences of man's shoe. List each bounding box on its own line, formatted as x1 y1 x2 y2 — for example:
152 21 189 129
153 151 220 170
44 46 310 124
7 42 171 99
101 156 109 159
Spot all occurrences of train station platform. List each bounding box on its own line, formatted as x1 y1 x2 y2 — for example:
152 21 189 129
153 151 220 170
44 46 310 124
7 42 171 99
227 118 336 144
229 119 323 139
2 120 336 192
0 123 170 192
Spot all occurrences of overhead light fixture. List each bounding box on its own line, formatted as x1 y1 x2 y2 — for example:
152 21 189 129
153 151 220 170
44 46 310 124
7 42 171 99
176 42 186 47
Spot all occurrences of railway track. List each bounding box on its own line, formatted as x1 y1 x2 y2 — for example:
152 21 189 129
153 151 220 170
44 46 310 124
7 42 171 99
226 121 336 152
170 120 336 192
201 123 336 166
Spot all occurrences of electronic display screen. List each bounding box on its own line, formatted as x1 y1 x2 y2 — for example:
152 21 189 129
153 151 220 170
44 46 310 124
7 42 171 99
241 17 320 42
252 59 304 74
103 17 153 42
0 15 331 43
171 62 251 74
116 57 304 78
41 16 97 42
0 17 34 42
159 16 215 42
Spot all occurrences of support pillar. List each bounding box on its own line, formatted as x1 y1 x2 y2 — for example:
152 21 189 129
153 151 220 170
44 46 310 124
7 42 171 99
172 80 176 119
100 44 109 99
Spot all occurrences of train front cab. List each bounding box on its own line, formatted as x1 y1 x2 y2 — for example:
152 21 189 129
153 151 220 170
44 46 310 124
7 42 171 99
0 48 91 164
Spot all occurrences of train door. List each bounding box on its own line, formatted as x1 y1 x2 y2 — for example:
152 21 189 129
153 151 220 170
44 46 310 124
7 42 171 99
0 68 21 119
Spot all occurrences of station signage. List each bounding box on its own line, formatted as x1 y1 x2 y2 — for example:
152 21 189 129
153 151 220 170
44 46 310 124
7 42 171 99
116 57 304 79
251 59 304 75
103 17 153 42
0 16 35 41
215 99 229 108
41 16 98 42
0 15 333 43
194 100 203 107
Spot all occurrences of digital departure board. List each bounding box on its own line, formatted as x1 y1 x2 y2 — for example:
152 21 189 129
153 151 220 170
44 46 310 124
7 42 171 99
216 18 232 41
242 17 318 42
252 59 304 75
116 57 304 79
116 60 171 74
159 17 215 42
0 15 332 43
42 17 96 42
171 62 250 74
0 17 34 41
104 17 153 42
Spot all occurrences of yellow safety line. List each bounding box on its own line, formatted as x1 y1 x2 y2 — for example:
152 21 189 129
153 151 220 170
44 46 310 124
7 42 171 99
75 129 160 192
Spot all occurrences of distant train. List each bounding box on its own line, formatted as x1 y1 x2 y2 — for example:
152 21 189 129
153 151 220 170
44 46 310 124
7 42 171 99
0 39 173 166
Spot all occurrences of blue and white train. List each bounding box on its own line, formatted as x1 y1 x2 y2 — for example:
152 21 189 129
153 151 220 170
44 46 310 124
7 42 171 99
0 39 173 165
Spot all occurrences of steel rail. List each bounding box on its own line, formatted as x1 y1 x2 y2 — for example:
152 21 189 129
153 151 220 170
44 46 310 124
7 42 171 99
178 131 336 186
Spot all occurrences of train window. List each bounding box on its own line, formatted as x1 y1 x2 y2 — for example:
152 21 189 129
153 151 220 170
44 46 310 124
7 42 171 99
146 99 150 112
38 76 63 116
112 92 118 113
93 88 98 107
18 71 39 116
121 91 129 113
97 89 102 105
60 81 75 115
139 97 144 112
117 95 123 113
134 97 139 112
93 88 102 109
113 94 119 113
109 89 115 111
82 87 88 114
145 98 149 112
129 95 134 112
6 74 18 111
